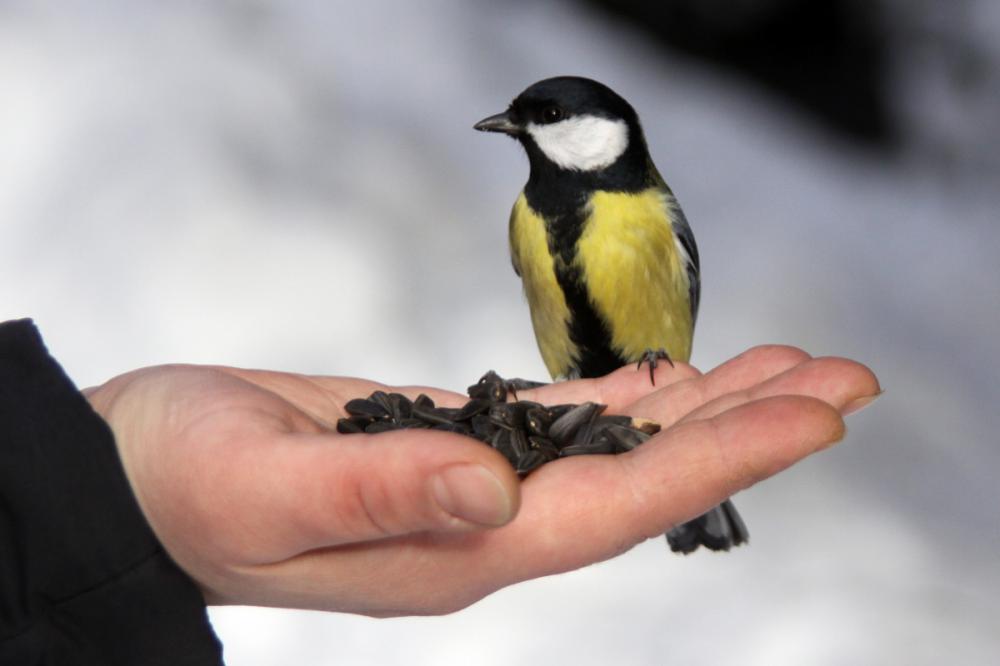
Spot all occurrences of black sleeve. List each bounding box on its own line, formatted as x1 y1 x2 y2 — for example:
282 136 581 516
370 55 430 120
0 320 224 665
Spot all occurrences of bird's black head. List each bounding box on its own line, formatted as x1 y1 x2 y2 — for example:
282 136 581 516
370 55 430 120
475 76 649 178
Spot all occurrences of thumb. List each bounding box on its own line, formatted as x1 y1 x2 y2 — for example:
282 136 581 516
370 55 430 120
214 429 522 563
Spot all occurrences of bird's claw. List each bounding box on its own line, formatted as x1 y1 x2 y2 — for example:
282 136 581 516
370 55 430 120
636 349 674 385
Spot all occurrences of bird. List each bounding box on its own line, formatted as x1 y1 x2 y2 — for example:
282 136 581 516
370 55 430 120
474 76 748 554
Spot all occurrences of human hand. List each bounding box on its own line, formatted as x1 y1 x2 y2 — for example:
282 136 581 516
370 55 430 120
84 345 878 617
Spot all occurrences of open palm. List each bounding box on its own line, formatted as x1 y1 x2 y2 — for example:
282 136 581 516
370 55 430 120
85 345 878 617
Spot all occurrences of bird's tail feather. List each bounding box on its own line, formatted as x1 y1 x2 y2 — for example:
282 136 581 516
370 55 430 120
665 500 748 554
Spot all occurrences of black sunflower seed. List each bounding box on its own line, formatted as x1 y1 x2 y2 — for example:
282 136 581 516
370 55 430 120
509 428 530 458
594 414 633 429
413 393 435 408
470 413 495 438
456 398 491 421
559 438 615 457
364 420 400 434
525 407 554 436
368 390 393 413
336 417 366 434
386 393 412 421
528 435 559 460
602 424 650 452
411 402 457 426
515 450 547 476
545 404 577 421
344 398 389 419
490 428 517 465
549 402 603 447
571 403 607 448
468 370 508 402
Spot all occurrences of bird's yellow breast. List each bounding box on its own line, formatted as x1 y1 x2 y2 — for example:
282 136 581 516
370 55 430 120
509 193 577 378
577 189 693 362
509 187 693 380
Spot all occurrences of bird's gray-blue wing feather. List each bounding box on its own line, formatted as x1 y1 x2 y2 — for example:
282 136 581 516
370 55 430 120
667 198 700 325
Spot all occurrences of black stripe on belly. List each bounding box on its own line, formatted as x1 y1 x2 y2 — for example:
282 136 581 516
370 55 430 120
524 188 623 378
555 262 626 378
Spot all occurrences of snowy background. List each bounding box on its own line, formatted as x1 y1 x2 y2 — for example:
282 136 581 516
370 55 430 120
2 1 998 664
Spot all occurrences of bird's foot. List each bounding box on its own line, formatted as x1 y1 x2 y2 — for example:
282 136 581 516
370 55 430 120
467 371 548 402
502 377 548 400
636 348 674 386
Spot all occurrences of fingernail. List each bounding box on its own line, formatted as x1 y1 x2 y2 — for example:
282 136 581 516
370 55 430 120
432 464 514 527
842 391 883 416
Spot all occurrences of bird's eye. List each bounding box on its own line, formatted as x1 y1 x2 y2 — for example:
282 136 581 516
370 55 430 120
541 106 563 123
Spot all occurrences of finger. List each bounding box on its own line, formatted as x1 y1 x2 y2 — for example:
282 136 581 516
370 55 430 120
191 429 521 566
676 356 881 424
480 395 845 580
627 344 812 425
379 346 804 412
617 395 845 532
416 345 807 414
510 361 701 412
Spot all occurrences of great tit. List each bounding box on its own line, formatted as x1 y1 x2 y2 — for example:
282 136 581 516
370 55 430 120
475 76 747 554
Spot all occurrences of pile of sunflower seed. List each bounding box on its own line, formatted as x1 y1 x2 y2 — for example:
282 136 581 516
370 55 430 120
336 371 660 476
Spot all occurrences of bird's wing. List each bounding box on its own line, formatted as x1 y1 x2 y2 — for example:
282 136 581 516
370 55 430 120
668 197 700 326
649 163 700 325
508 197 523 277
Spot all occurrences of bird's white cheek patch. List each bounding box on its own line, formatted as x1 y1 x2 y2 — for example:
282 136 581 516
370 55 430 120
527 116 629 171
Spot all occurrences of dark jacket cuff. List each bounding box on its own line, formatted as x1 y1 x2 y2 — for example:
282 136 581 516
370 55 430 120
0 319 223 665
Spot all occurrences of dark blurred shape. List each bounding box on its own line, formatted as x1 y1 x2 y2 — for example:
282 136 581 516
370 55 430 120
580 0 893 147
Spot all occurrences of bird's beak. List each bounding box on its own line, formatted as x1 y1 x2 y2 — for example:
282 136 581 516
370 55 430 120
474 111 521 135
